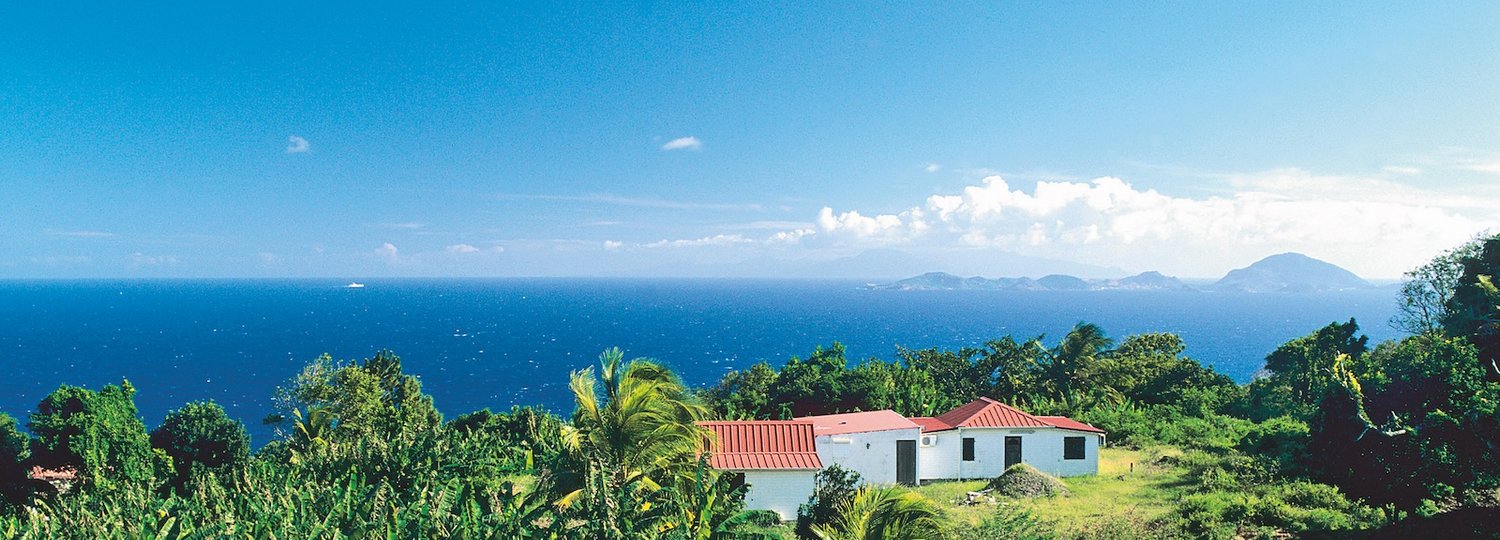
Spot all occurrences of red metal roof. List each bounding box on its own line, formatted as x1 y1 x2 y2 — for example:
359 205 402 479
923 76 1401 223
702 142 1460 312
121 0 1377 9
934 397 1055 429
909 416 953 433
698 421 823 470
796 410 921 436
1037 416 1106 434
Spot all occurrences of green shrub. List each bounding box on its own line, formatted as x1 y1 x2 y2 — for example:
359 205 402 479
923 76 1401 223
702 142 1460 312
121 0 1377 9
150 401 251 492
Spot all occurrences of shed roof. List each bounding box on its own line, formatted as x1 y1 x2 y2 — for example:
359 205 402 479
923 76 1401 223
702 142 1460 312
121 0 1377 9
795 410 921 436
698 421 823 470
1037 416 1107 434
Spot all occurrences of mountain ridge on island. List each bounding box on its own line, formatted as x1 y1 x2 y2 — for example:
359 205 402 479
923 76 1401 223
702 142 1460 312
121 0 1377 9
1210 252 1373 293
875 253 1371 292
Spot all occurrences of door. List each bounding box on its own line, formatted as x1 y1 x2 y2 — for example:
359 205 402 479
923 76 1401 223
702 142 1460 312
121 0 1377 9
1004 436 1022 469
896 440 917 485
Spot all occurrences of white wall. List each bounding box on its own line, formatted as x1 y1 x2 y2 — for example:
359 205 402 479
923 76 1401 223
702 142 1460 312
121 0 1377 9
740 469 817 521
813 427 921 486
918 430 959 481
921 427 1100 481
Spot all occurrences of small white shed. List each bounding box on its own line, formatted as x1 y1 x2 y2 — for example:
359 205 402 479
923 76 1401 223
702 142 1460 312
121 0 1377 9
796 410 922 486
912 398 1105 481
699 420 822 520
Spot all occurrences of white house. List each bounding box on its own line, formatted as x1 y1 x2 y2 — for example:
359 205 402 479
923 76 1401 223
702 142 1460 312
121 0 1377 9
795 410 922 486
911 397 1105 480
698 420 822 520
702 399 1104 519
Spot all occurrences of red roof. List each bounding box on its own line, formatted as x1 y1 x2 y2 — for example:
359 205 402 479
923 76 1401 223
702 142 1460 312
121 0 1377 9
934 397 1054 430
909 417 952 433
699 421 823 470
1038 416 1106 434
796 410 921 436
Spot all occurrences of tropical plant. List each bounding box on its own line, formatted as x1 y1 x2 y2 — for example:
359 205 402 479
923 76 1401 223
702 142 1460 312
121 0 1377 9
810 486 945 540
552 347 710 538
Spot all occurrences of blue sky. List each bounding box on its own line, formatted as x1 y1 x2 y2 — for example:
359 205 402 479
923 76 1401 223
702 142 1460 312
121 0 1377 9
2 2 1498 279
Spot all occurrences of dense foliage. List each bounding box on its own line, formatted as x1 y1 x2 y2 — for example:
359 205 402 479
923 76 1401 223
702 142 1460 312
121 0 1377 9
3 234 1500 538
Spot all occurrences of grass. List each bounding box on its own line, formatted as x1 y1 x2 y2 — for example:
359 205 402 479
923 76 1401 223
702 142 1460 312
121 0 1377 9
917 447 1189 534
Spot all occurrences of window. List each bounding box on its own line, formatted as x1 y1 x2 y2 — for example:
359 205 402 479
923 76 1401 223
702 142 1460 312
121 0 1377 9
962 437 975 461
1064 436 1086 460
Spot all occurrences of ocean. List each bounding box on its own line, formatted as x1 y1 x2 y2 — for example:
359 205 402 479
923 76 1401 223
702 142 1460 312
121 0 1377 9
0 279 1402 443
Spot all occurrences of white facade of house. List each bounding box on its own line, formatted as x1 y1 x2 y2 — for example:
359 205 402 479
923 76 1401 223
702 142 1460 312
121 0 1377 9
918 427 1102 481
737 470 817 520
812 426 922 486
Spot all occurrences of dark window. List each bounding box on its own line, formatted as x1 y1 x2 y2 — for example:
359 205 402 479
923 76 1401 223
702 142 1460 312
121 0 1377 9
962 437 976 461
1064 436 1086 460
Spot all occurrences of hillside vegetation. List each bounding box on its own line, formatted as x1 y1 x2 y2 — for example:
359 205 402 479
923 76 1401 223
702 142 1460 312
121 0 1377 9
4 234 1500 538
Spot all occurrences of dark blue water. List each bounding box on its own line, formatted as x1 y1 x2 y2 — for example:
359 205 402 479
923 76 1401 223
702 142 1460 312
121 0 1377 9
0 279 1401 443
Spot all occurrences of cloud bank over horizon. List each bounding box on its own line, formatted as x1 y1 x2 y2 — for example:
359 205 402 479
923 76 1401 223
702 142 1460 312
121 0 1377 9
772 171 1494 278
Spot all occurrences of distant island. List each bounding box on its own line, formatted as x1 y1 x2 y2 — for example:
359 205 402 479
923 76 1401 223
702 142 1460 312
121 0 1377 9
875 252 1375 293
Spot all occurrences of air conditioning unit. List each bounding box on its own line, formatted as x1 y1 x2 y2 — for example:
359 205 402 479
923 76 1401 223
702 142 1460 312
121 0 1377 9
920 435 936 447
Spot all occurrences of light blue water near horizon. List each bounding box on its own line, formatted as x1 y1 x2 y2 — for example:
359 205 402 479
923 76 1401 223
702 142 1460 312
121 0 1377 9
0 279 1402 444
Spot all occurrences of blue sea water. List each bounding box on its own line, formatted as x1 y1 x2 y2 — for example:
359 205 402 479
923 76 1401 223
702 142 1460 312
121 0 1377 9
0 279 1401 443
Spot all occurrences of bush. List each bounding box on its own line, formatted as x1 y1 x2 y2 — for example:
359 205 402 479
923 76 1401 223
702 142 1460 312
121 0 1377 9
989 463 1070 498
795 464 860 539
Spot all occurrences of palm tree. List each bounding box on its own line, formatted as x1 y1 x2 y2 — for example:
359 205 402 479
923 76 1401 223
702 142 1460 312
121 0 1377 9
552 348 711 538
1036 323 1113 402
812 486 946 540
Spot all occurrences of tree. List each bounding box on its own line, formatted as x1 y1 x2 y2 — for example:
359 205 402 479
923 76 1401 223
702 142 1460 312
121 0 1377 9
1035 323 1112 403
149 401 250 491
1 413 32 510
1395 236 1485 334
27 381 154 492
1442 234 1500 379
552 348 709 538
702 362 780 420
1243 319 1368 421
269 351 442 447
982 336 1042 404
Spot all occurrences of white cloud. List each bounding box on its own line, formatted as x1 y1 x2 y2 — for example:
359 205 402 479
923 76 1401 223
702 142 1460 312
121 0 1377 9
497 193 760 212
925 163 942 173
256 252 282 266
47 230 117 238
446 244 481 254
643 234 752 249
1383 165 1422 175
129 252 178 267
374 242 399 263
603 240 624 251
660 136 703 151
769 228 815 244
806 172 1497 277
1465 162 1500 174
373 222 424 230
286 135 310 154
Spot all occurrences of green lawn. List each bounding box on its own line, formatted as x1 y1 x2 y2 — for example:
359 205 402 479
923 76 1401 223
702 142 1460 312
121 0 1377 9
916 447 1189 533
